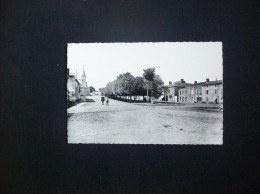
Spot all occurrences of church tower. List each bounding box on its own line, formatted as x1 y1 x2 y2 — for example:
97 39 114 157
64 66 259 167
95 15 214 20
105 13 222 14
81 67 87 87
80 67 90 100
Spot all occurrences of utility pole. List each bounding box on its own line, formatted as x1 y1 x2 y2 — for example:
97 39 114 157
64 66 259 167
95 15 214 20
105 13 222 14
146 85 149 102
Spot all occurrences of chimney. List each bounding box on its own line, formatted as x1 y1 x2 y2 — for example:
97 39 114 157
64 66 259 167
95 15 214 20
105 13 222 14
194 81 197 84
169 81 172 85
181 79 184 83
206 78 209 82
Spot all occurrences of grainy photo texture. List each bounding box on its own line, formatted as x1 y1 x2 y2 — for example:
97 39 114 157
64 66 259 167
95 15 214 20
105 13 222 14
67 42 223 144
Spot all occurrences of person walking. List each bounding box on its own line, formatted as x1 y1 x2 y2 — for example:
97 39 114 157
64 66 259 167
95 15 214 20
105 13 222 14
106 97 109 106
101 96 105 105
219 97 223 111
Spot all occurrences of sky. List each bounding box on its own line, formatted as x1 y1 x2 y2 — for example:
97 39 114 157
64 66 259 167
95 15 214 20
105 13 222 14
67 42 222 89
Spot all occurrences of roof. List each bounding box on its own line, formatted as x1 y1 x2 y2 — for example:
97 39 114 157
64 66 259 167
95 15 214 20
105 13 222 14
173 82 192 87
69 75 75 78
166 80 222 89
165 82 192 88
75 79 80 85
181 80 222 88
166 80 222 88
201 80 222 86
174 80 184 84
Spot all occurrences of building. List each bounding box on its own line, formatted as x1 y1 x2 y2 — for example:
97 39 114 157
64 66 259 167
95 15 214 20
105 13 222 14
165 79 191 102
179 86 192 103
201 79 223 103
67 69 81 102
190 81 203 103
178 78 223 104
179 81 204 103
79 68 90 100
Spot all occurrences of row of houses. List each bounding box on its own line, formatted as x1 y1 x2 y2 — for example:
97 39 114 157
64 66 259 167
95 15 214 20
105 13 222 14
164 78 223 104
67 68 90 103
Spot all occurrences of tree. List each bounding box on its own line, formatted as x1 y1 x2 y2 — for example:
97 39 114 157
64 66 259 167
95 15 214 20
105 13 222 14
151 74 164 99
103 68 165 101
115 72 135 99
143 68 155 101
143 68 155 81
132 76 147 97
104 81 116 96
89 86 95 93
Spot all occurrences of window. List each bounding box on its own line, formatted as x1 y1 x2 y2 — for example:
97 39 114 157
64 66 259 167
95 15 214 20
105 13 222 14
197 90 199 95
215 89 217 94
206 90 208 94
191 89 194 95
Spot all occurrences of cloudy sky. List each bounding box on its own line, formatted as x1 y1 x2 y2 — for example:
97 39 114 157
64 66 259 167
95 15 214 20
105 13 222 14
67 42 222 89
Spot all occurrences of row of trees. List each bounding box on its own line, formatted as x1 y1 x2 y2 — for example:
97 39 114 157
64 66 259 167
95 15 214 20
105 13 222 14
102 68 165 101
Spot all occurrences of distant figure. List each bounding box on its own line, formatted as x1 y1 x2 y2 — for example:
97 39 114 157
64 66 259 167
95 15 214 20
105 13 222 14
106 97 109 106
219 98 223 111
101 96 105 105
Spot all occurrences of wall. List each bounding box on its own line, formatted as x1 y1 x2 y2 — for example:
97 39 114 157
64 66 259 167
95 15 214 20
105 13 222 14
67 77 81 102
190 85 203 103
202 83 222 103
179 87 192 102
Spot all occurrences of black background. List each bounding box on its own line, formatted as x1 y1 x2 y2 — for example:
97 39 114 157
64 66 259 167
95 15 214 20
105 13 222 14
1 0 259 193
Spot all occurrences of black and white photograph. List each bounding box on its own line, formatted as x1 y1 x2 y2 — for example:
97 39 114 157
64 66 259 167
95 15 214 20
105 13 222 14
2 0 259 193
67 42 223 144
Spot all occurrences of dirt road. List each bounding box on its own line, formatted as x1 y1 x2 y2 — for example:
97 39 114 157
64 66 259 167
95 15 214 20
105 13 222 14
67 95 223 144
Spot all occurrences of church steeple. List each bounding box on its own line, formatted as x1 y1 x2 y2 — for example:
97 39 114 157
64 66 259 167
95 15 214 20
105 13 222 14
81 66 87 87
79 66 90 98
82 67 86 77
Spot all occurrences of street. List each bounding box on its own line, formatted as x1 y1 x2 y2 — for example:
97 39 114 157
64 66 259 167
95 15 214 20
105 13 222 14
67 95 223 144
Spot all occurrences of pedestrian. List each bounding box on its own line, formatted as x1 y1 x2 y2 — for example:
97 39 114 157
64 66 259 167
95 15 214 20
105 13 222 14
219 97 223 111
101 96 105 105
106 97 109 106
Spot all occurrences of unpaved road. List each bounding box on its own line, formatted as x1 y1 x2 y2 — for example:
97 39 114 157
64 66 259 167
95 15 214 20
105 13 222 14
67 96 223 144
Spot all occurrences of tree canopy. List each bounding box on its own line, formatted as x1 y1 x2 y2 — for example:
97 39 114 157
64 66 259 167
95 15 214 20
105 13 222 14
143 68 155 82
151 74 164 99
103 68 165 99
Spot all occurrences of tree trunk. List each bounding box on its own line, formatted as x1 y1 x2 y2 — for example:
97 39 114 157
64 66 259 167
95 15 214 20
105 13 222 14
146 86 149 102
